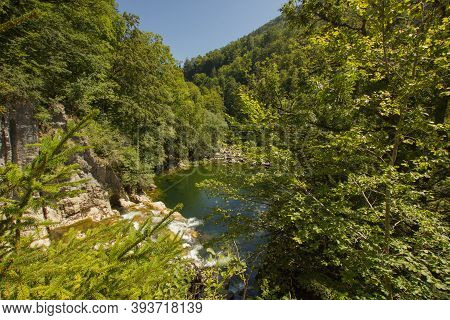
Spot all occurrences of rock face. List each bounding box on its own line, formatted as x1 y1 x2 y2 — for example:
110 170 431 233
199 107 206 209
45 142 125 227
150 201 167 212
57 172 119 225
1 102 122 227
0 99 39 166
25 171 120 236
81 149 124 199
1 103 205 266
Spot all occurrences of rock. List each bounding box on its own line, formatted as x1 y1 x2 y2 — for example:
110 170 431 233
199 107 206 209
28 207 62 224
177 161 190 169
150 201 166 211
152 217 163 224
122 211 142 220
134 203 147 210
30 238 51 248
1 99 39 166
119 198 136 209
87 207 102 221
213 147 245 164
50 171 119 227
172 212 186 221
81 149 125 199
130 194 152 204
189 230 199 239
52 103 69 128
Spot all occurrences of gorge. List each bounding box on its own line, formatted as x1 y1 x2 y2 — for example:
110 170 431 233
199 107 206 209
0 0 448 300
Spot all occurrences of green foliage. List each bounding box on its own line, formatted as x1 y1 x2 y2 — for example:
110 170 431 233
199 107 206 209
0 9 38 33
0 114 94 256
0 0 255 301
0 120 242 300
0 206 239 300
191 0 449 299
0 213 190 299
2 0 447 300
237 91 268 124
184 16 294 117
0 0 227 192
83 120 154 191
199 249 248 300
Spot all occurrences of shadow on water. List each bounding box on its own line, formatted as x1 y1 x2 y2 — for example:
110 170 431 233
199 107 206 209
153 163 268 299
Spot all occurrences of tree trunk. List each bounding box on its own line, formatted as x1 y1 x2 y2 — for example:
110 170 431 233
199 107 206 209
383 127 401 300
40 195 51 236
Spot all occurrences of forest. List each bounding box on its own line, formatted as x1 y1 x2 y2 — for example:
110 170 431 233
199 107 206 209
0 0 448 300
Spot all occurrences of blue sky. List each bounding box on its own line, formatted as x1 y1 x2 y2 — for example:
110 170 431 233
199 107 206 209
116 0 286 63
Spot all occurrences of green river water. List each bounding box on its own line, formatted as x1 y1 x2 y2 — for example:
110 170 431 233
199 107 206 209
153 163 268 298
154 164 267 240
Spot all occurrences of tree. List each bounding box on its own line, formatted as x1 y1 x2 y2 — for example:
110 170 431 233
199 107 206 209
0 116 242 300
0 114 94 257
192 0 449 299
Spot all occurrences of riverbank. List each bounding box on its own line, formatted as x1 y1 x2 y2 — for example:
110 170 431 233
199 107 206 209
159 145 246 176
153 162 269 299
30 192 205 266
119 194 204 265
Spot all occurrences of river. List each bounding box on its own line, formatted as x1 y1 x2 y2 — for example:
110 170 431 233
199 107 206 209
153 163 268 298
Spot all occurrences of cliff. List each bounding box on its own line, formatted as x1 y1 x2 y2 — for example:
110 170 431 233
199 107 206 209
1 103 203 265
1 102 124 227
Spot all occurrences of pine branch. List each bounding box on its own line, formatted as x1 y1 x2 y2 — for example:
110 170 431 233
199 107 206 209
115 204 183 261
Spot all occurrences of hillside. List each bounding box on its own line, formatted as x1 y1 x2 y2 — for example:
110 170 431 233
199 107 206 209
185 0 449 300
184 16 295 117
184 16 288 80
0 0 236 300
0 0 448 301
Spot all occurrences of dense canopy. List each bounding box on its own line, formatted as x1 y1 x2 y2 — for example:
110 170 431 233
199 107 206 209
0 0 448 300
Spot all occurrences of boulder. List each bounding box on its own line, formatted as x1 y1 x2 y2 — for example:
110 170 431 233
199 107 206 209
152 217 163 224
172 212 186 221
119 198 136 209
130 194 153 205
30 238 51 248
150 201 166 212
